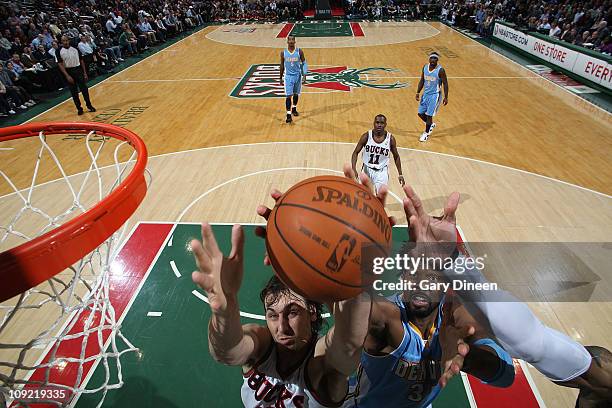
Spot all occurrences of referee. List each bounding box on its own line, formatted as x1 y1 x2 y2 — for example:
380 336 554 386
57 35 96 115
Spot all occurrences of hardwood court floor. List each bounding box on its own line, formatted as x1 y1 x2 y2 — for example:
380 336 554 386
0 21 611 407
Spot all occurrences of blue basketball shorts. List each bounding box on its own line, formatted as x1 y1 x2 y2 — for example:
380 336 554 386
418 92 442 117
284 74 302 96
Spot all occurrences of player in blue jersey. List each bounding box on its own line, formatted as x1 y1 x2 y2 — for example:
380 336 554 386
279 36 307 124
415 52 448 142
343 262 515 407
401 184 612 407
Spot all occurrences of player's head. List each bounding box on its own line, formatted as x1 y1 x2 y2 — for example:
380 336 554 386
373 114 387 133
429 52 439 67
287 35 296 49
260 275 323 351
402 267 444 318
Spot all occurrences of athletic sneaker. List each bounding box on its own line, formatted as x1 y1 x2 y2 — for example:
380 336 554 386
428 122 436 134
286 114 292 123
419 132 429 142
291 107 299 116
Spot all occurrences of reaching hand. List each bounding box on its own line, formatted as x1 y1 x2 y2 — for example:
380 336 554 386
438 299 474 388
191 223 245 313
402 184 459 257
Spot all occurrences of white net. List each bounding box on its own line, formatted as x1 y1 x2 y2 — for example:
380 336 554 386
0 128 148 407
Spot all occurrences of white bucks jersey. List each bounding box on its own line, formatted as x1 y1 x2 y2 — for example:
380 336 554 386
241 343 337 407
362 130 391 170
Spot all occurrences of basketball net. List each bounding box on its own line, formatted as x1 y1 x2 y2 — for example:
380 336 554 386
0 124 149 407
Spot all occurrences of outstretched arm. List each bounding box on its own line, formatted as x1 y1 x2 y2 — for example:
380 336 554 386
192 223 271 366
439 299 514 388
351 133 368 178
390 135 404 186
307 292 373 403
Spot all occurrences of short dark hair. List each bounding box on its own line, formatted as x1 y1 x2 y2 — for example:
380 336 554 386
260 275 324 335
375 114 387 121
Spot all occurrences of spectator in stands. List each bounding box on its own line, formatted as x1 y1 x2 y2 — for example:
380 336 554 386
41 29 54 49
20 47 39 69
33 45 49 62
600 36 612 54
106 14 118 36
476 4 486 36
560 23 574 42
77 35 96 72
187 6 204 25
0 63 34 109
593 21 610 44
154 15 169 39
97 33 123 64
6 60 41 93
0 33 12 61
31 33 45 50
574 30 590 46
48 40 60 60
586 30 600 47
549 21 561 37
0 81 17 116
137 17 158 45
119 24 140 56
538 17 551 32
163 12 178 35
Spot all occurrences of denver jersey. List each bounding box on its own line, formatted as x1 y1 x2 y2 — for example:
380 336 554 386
422 65 442 96
343 294 443 408
284 48 302 77
362 130 391 170
242 341 341 407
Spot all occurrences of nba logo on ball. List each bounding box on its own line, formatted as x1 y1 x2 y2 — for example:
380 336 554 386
266 175 392 303
325 234 357 273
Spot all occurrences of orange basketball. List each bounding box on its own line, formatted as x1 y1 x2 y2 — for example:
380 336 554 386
266 175 392 303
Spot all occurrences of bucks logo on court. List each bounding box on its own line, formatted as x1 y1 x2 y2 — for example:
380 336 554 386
230 64 409 98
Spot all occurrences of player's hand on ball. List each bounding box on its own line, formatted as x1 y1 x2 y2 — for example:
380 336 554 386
191 223 245 313
402 184 459 257
438 299 474 388
255 189 283 265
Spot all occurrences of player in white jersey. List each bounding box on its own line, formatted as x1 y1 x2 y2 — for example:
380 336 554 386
191 220 372 408
351 114 404 194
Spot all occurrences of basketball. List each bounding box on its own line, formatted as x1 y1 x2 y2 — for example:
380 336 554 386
265 175 392 303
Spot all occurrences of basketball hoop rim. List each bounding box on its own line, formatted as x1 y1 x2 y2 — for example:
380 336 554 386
0 122 148 303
